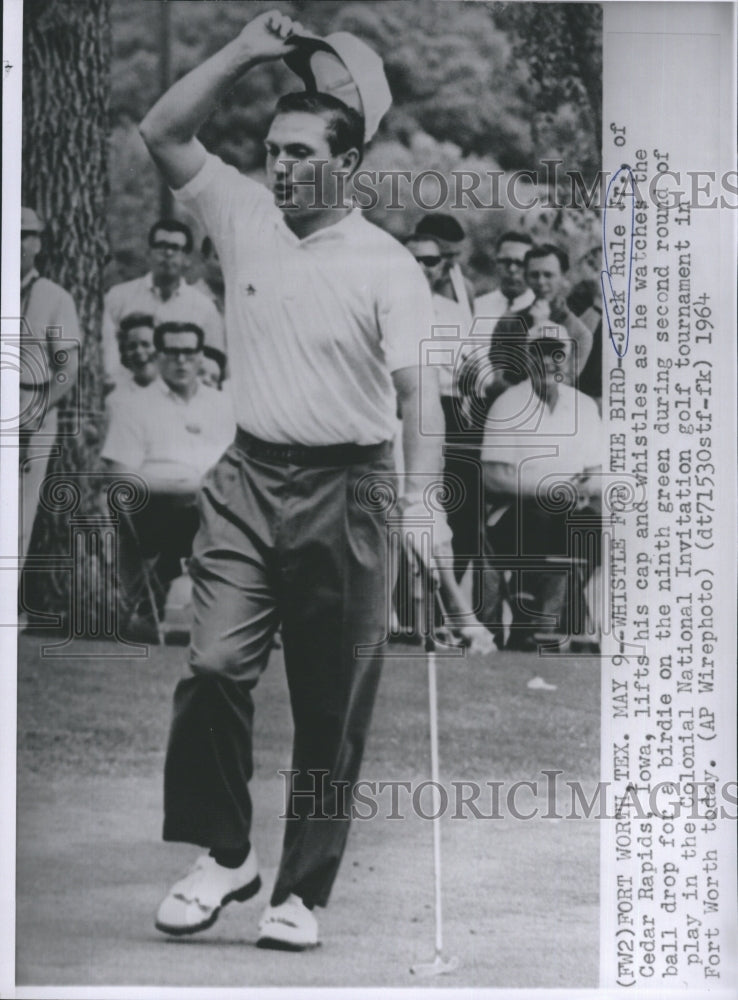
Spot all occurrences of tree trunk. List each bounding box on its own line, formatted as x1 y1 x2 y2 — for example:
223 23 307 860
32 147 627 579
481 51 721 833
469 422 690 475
22 0 111 625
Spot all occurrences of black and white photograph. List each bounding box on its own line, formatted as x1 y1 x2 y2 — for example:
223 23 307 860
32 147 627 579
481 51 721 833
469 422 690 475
1 0 735 995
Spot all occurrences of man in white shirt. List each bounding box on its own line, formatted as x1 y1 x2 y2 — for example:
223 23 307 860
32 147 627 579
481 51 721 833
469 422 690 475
474 230 536 324
102 320 235 628
19 207 80 567
138 10 448 950
480 325 602 650
102 219 225 389
456 231 535 430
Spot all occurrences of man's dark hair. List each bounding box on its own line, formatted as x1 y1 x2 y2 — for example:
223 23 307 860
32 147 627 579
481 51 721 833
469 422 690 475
495 230 534 252
118 312 155 339
415 213 465 244
154 321 205 352
524 243 570 274
201 235 215 257
274 91 365 163
148 218 194 253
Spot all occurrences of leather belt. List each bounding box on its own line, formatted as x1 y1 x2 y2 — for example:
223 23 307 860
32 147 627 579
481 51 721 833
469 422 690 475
235 427 390 467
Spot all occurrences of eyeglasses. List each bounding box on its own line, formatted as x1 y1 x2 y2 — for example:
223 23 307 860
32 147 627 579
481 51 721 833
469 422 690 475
497 257 525 268
152 240 186 253
159 347 200 358
414 255 442 267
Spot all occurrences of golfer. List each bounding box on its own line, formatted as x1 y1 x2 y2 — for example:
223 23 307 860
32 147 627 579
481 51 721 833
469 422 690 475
140 9 449 950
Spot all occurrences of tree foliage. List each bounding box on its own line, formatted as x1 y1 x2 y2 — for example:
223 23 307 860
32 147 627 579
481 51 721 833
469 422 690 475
490 2 602 178
107 0 601 287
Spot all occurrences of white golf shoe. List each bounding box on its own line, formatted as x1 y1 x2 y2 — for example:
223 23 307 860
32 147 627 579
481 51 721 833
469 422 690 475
256 893 319 951
155 850 261 936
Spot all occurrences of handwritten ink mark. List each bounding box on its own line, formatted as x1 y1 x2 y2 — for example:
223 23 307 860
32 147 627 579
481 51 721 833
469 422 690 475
602 164 636 358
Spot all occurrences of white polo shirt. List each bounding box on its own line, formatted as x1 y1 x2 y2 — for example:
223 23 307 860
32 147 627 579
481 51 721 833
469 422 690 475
101 377 236 482
173 153 434 445
481 380 602 494
473 286 535 327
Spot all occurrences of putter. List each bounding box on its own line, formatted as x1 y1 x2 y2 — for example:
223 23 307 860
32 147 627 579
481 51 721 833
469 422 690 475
410 604 459 976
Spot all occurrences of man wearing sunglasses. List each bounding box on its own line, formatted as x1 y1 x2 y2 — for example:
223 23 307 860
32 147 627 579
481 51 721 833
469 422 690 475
474 230 536 323
102 321 235 631
102 219 225 391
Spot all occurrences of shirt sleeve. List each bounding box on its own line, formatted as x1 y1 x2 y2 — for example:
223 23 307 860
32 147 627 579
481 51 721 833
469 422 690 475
101 299 120 379
480 389 520 464
578 393 604 469
376 246 435 374
51 286 80 345
200 294 227 355
172 153 271 257
101 403 147 470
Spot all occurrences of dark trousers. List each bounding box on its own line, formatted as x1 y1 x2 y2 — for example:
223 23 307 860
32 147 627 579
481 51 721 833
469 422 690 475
118 498 199 621
482 499 600 644
163 433 393 908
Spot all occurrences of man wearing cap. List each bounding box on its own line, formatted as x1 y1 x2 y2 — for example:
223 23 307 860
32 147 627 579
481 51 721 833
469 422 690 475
413 213 476 308
102 219 225 391
479 325 602 650
139 9 448 950
19 207 80 566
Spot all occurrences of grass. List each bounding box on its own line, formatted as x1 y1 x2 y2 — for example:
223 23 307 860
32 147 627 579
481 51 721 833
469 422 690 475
16 632 600 988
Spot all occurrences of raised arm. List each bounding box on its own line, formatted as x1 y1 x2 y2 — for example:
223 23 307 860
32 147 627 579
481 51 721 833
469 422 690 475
139 9 302 189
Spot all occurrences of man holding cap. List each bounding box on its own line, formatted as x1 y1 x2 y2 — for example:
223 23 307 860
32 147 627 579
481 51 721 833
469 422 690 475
140 9 448 950
19 207 80 566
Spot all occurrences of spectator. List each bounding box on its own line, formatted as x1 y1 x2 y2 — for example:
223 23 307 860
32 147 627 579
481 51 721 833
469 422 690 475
492 244 593 387
199 345 227 389
406 220 478 582
456 231 535 434
101 320 235 629
474 230 535 323
479 325 602 650
461 243 594 433
19 206 80 567
107 313 159 402
567 247 603 405
102 219 225 390
413 212 476 306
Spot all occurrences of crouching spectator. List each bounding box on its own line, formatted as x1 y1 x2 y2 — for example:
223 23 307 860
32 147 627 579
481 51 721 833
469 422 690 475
101 320 235 636
479 325 603 651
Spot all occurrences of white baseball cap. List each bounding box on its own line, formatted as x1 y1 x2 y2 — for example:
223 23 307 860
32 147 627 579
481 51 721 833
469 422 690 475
528 322 568 344
284 31 392 143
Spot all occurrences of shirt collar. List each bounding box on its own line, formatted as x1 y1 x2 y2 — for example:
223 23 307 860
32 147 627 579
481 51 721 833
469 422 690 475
21 268 39 291
155 376 200 403
146 271 182 299
277 207 360 247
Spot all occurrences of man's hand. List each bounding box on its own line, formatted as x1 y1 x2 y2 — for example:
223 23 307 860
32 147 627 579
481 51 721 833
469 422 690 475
456 620 495 656
140 8 304 189
529 297 551 325
236 10 303 64
400 495 453 568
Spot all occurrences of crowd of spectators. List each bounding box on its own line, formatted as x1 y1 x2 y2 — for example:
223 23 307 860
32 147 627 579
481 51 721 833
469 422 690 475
21 206 602 650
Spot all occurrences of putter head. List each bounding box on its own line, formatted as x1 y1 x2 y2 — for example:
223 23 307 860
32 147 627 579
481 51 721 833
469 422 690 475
410 953 459 976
